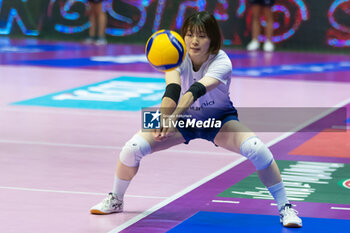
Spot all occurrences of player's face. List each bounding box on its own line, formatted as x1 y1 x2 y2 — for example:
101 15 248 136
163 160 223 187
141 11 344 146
184 28 211 60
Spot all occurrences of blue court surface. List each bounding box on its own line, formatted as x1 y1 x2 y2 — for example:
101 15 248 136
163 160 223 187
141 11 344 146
12 58 106 67
231 61 350 77
168 211 350 233
11 76 165 111
10 52 249 67
0 44 86 53
11 57 133 67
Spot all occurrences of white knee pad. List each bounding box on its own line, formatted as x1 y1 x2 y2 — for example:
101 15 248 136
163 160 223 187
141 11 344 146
240 136 274 170
119 134 151 167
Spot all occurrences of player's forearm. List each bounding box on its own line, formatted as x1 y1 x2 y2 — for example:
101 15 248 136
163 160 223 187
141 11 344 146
171 81 207 118
160 82 181 117
160 97 177 117
171 92 194 118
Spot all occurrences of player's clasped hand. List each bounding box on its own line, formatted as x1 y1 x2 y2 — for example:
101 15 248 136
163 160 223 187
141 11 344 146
153 115 177 141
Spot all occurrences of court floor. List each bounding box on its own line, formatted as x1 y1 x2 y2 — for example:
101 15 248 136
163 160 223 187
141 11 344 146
0 38 349 233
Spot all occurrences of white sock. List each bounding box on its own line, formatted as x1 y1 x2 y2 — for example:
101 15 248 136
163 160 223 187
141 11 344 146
112 177 130 200
267 181 290 211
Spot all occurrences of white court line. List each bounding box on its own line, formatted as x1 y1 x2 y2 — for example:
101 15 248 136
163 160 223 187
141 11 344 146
212 200 240 204
0 139 236 156
270 203 277 206
109 97 350 233
331 207 350 211
0 139 119 150
332 125 350 130
265 97 350 147
0 186 167 199
270 203 297 207
109 157 246 233
0 107 141 118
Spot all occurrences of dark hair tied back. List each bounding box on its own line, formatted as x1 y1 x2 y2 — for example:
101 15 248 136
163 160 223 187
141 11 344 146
181 11 222 54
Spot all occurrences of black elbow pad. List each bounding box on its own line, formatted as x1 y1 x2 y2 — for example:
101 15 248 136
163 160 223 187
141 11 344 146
162 83 181 103
186 82 206 102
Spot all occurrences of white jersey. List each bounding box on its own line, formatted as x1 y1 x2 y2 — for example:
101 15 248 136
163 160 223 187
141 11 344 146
176 50 236 120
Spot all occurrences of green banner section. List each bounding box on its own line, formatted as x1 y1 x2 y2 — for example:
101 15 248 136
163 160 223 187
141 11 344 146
218 160 350 205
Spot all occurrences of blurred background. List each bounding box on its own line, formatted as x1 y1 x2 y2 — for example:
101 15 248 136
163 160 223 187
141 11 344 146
0 0 349 53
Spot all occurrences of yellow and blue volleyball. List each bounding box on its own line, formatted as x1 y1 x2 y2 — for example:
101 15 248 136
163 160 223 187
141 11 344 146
145 30 186 72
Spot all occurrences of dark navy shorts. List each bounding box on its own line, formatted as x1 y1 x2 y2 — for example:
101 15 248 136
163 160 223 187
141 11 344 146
248 0 275 6
176 113 239 144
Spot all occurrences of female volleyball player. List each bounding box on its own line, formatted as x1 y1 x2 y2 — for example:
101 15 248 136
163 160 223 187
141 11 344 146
90 11 302 228
84 0 107 45
246 0 275 52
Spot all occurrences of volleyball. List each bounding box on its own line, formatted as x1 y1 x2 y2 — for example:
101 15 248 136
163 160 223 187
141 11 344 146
145 30 186 72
